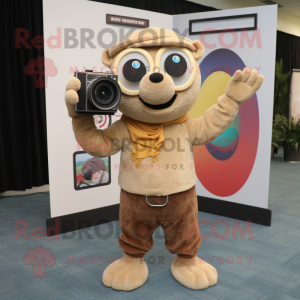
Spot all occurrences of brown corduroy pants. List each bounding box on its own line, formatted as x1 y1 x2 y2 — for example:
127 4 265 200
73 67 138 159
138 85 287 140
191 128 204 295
119 186 201 258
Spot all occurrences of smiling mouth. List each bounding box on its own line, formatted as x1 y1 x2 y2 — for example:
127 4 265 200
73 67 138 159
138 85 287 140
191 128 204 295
139 94 177 110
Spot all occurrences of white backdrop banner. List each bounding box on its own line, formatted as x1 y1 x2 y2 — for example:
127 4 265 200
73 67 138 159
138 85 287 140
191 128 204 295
174 5 277 209
290 70 300 119
43 0 173 218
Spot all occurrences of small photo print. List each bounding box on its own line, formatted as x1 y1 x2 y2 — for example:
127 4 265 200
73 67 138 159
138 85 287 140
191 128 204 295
73 151 111 191
93 115 111 130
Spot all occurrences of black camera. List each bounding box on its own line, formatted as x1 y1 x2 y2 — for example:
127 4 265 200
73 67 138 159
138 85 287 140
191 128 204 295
74 70 121 115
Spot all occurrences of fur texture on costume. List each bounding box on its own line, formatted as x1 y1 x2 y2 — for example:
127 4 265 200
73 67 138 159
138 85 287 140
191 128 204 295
65 27 264 291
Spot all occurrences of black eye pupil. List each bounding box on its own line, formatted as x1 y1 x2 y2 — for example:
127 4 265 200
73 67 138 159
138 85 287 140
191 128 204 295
164 53 187 77
123 59 146 83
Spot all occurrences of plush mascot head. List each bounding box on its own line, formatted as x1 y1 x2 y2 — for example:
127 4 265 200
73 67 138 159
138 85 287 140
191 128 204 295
102 28 204 123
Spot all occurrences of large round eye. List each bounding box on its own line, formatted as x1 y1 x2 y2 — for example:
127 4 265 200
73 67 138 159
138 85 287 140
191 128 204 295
159 49 193 87
118 52 150 91
123 59 146 83
164 53 187 77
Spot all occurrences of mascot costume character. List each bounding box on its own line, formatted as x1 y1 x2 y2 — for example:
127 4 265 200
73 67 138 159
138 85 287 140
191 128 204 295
65 28 264 291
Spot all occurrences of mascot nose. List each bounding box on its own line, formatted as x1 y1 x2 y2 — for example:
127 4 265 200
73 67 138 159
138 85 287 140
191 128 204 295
149 73 164 83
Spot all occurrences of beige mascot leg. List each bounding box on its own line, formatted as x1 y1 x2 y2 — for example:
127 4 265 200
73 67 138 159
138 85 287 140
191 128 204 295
160 186 218 289
102 253 148 291
102 189 158 291
171 257 218 290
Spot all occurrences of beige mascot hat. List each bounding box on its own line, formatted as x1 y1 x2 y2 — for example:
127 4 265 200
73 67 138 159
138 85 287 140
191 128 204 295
102 27 205 67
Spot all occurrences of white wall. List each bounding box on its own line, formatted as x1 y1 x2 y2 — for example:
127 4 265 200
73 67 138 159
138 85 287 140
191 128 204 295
277 10 300 36
190 0 300 36
174 5 277 209
44 0 173 218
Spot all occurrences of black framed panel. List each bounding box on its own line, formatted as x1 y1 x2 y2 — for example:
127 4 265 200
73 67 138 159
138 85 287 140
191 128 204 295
197 196 272 226
73 151 112 191
46 204 120 237
189 13 257 35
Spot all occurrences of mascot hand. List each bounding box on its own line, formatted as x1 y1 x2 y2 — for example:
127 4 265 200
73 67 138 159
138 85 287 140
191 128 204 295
65 77 81 118
225 67 264 103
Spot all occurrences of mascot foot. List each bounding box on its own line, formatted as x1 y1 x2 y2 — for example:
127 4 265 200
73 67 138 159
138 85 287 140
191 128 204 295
171 256 218 290
102 253 148 291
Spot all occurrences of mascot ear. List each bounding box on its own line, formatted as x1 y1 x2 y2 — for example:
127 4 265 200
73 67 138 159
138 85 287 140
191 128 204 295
192 40 204 61
102 47 112 68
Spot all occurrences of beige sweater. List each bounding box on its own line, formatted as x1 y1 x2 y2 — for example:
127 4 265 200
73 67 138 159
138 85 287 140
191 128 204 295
72 93 239 196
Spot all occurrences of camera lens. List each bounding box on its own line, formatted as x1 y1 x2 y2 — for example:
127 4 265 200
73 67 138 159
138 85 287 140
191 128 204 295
88 78 121 111
94 83 115 105
100 89 108 98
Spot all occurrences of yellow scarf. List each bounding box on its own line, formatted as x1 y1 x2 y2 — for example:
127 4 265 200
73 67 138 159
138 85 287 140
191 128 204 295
121 114 189 166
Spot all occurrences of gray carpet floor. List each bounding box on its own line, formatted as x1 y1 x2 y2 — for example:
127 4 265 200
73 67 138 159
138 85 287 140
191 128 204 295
0 148 299 299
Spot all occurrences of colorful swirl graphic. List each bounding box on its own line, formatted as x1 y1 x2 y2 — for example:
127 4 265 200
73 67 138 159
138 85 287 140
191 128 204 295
190 49 259 197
